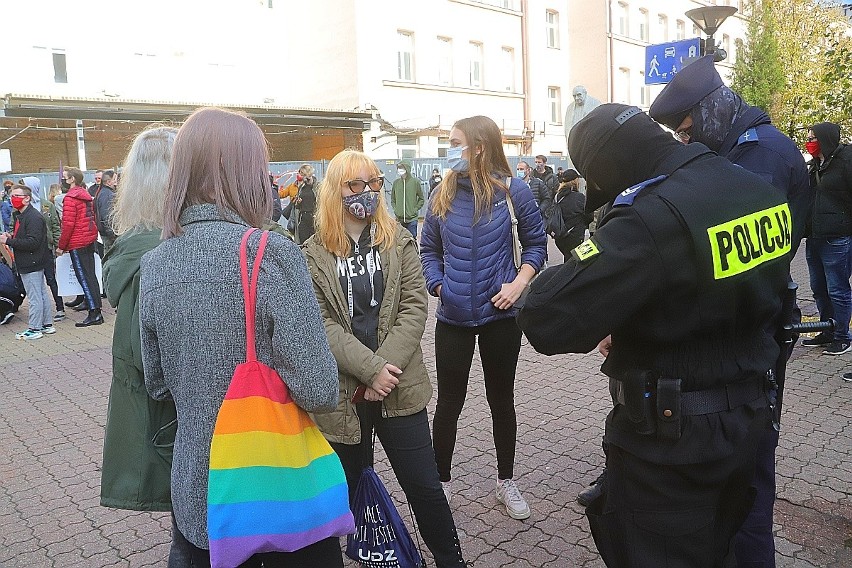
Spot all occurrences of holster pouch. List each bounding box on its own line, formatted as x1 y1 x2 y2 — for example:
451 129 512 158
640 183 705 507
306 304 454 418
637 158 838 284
623 370 656 436
656 378 682 441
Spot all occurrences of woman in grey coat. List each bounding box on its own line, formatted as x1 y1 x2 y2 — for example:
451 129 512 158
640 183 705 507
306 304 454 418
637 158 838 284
139 107 342 568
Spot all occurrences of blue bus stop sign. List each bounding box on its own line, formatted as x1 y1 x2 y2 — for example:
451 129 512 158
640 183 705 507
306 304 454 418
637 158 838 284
645 38 701 85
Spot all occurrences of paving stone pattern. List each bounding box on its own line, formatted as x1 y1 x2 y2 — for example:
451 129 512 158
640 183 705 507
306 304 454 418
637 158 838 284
0 247 849 567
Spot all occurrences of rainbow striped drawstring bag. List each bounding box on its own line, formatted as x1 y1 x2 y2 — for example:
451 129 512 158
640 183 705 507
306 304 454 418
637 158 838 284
207 228 354 568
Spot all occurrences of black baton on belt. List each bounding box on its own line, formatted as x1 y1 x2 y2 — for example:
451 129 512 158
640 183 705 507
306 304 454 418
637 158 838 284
774 282 835 430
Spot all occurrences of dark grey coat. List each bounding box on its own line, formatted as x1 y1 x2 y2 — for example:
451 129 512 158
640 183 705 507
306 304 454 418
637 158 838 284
140 204 338 549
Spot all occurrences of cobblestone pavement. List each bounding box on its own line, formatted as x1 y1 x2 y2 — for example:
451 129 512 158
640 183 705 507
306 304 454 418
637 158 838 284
1 246 849 567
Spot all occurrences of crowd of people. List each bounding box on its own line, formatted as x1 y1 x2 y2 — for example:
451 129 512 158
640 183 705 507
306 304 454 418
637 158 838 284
0 168 118 336
2 53 850 567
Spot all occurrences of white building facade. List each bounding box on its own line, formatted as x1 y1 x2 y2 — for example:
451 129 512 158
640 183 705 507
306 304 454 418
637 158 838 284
0 0 748 162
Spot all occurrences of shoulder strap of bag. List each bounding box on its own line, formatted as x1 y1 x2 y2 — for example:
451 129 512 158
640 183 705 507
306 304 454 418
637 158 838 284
504 177 522 271
240 228 270 363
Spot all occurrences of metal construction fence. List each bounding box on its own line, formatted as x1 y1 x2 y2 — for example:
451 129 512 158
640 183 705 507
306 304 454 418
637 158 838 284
3 155 573 218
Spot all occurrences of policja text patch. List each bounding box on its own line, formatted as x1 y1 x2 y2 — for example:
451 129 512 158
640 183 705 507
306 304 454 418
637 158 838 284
707 203 791 279
571 239 601 262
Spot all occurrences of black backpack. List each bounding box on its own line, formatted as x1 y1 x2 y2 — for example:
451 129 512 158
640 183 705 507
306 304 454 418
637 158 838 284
544 194 570 239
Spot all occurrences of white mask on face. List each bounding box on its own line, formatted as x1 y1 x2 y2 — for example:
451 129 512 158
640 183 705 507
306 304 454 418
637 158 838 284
397 169 406 177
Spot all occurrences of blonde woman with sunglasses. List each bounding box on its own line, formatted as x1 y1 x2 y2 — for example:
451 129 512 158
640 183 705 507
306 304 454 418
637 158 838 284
303 149 467 568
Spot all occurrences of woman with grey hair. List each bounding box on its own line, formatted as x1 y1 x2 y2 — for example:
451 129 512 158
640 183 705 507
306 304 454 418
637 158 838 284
99 125 193 567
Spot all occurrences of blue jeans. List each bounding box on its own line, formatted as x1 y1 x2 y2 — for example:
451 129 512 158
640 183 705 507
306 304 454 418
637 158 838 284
806 237 852 341
401 219 418 240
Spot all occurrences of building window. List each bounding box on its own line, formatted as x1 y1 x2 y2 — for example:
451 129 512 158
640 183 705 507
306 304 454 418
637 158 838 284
438 136 449 158
501 47 515 91
722 34 730 56
639 9 649 41
658 14 668 42
546 10 560 48
617 2 629 36
52 52 67 83
397 135 418 159
397 31 414 81
548 87 561 124
676 19 685 40
469 41 483 88
734 38 743 62
638 72 650 106
438 37 453 85
618 67 630 104
693 24 700 37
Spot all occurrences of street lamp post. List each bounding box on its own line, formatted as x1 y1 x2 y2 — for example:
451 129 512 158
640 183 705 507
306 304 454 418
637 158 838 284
685 6 738 61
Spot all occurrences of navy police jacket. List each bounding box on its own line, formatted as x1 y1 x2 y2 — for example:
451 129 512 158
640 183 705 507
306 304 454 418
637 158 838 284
718 106 811 253
421 175 547 327
518 145 789 464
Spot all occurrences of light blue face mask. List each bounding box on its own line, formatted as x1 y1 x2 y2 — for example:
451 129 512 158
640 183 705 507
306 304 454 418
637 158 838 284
447 145 469 172
516 169 525 178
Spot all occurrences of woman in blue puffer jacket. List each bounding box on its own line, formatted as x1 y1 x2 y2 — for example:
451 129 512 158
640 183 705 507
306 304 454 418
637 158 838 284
420 115 547 521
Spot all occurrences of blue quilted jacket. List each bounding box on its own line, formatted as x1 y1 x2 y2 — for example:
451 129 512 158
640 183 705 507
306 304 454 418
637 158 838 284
420 175 547 326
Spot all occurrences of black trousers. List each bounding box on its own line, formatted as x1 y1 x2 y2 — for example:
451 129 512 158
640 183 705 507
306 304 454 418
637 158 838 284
433 317 522 481
586 408 769 568
733 427 779 568
331 406 466 568
181 533 342 568
69 244 101 310
42 255 63 311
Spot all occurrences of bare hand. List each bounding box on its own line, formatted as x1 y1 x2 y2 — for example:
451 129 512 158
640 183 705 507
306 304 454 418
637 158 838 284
372 363 401 396
55 248 65 256
598 335 612 356
364 387 385 401
435 284 442 298
0 233 7 245
491 280 528 310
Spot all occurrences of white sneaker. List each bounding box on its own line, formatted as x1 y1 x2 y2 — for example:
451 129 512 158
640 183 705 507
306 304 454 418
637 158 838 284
496 478 530 520
442 481 453 505
41 325 56 335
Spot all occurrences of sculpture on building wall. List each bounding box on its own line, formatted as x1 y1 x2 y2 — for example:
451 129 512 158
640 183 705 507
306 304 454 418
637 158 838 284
563 85 602 147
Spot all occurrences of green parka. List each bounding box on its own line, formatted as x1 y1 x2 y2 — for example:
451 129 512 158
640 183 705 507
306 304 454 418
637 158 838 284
100 229 176 511
302 225 432 444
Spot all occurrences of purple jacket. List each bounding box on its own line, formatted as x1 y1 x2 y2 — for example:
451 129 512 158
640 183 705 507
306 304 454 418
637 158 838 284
420 175 547 326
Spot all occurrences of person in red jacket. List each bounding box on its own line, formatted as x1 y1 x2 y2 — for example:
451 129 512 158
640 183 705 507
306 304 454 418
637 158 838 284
56 167 103 326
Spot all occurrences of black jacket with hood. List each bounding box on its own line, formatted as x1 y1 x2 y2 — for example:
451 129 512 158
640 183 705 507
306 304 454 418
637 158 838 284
809 122 852 238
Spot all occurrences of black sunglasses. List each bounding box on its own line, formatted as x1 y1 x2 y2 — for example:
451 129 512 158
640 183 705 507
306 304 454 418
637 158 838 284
806 136 817 142
346 176 384 194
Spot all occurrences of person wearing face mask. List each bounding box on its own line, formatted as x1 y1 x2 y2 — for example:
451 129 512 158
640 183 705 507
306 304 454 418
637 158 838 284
421 115 547 521
518 104 790 567
0 184 55 340
516 160 551 217
391 161 425 240
531 154 558 196
650 55 813 568
302 149 468 567
802 122 852 358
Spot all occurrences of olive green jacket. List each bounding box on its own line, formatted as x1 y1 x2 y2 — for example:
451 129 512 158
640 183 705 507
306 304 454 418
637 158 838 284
100 229 176 511
302 225 432 444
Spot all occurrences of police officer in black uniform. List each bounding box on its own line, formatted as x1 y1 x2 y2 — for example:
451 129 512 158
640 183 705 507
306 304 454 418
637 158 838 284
517 104 791 567
649 55 811 568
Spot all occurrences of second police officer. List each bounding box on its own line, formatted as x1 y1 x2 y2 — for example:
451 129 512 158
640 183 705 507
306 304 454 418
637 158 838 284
649 54 811 568
518 104 791 567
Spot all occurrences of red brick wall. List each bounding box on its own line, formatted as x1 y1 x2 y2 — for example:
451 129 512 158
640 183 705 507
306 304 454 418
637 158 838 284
1 118 363 174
